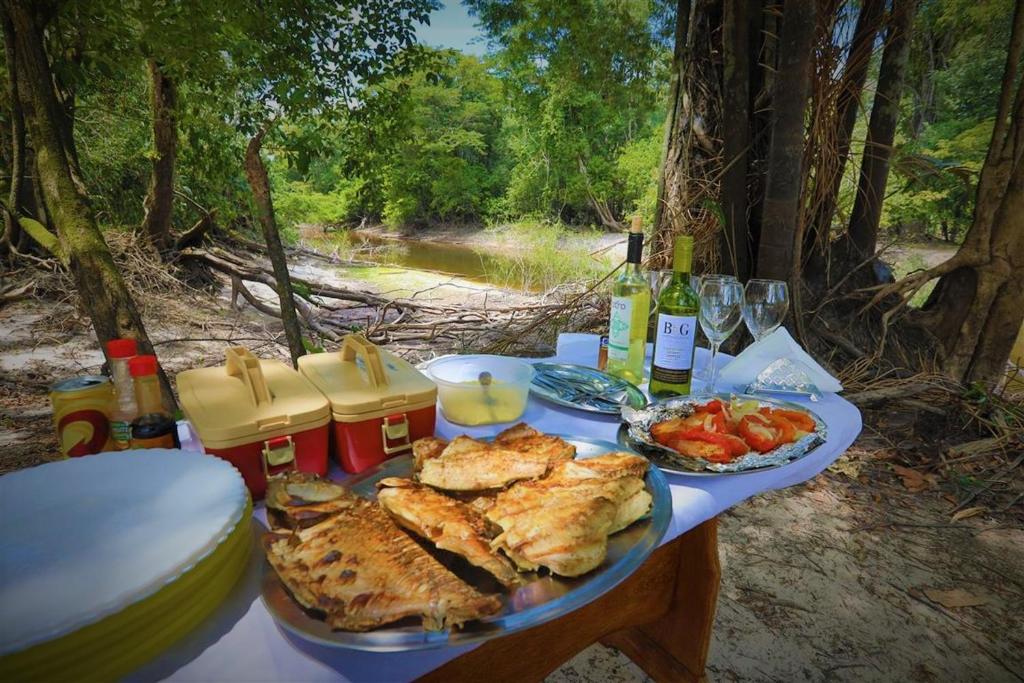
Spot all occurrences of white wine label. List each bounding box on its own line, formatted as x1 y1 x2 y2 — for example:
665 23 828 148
652 313 696 377
608 297 633 361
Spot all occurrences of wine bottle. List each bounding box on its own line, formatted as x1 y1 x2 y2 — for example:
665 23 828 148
649 235 699 398
606 216 651 385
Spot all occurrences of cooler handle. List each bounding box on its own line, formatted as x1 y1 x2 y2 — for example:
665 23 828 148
225 346 272 407
339 334 389 388
262 435 296 478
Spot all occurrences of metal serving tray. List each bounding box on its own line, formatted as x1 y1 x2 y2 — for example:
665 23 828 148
619 393 827 476
529 363 648 415
260 436 671 652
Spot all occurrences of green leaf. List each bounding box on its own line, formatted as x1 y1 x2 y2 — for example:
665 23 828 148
301 338 325 354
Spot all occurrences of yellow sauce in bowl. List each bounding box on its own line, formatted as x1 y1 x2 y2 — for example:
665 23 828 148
437 379 529 426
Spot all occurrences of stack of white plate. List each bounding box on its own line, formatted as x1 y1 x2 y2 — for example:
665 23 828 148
0 449 251 682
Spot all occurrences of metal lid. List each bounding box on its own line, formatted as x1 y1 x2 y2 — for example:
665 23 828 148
50 376 110 393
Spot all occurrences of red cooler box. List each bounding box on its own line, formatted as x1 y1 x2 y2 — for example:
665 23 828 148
177 346 331 498
298 334 437 473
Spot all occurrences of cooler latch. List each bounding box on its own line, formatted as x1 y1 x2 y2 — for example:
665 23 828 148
262 435 297 477
381 414 412 455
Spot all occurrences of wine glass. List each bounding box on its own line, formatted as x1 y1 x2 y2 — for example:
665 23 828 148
693 274 737 379
698 278 744 393
742 279 789 341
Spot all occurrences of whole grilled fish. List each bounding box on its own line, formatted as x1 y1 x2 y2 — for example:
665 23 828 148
264 496 502 631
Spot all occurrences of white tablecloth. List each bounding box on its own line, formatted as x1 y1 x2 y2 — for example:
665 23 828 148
136 336 861 683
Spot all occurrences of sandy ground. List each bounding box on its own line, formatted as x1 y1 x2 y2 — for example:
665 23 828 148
554 469 1023 682
1 250 1022 682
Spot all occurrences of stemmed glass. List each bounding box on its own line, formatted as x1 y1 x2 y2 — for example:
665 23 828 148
742 279 789 341
698 278 744 393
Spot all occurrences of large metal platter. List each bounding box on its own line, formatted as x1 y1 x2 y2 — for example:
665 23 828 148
260 436 671 652
619 393 827 477
529 363 648 415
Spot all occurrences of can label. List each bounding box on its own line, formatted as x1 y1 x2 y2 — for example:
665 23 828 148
50 376 114 457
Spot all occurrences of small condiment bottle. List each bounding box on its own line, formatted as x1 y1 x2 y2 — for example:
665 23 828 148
129 355 169 418
597 335 609 371
130 414 178 450
106 338 138 450
128 355 177 449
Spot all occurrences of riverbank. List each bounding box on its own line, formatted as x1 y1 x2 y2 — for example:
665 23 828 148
300 221 623 293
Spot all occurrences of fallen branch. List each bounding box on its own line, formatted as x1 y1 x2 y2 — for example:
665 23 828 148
846 382 944 406
0 279 35 305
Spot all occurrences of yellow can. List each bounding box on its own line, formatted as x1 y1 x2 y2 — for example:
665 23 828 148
50 376 114 457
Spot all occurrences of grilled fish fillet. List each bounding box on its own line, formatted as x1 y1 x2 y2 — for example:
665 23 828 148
265 472 357 530
418 436 549 491
412 436 449 471
549 452 649 481
493 423 576 469
377 477 520 586
485 454 652 577
264 497 502 631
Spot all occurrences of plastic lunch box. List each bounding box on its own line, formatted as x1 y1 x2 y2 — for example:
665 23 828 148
297 334 437 473
176 347 331 498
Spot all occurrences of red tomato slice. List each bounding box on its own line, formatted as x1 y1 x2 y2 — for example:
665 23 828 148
700 399 724 414
738 414 780 453
763 413 796 443
697 412 727 433
678 429 750 459
760 407 815 433
669 438 732 463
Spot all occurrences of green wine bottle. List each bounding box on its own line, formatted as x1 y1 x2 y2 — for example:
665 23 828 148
649 236 699 398
605 216 651 385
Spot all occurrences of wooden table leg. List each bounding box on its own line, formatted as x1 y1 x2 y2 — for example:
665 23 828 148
418 518 721 683
602 517 721 682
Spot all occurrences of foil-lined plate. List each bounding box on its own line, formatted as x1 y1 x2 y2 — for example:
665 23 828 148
619 394 827 476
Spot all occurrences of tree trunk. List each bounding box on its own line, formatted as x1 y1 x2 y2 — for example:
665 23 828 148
914 0 1024 385
140 60 177 251
719 0 753 280
802 0 885 279
845 0 917 259
754 0 817 282
652 0 722 273
1 4 29 252
244 125 306 366
4 0 176 408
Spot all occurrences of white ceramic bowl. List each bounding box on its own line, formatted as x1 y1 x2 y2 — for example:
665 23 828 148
423 355 534 426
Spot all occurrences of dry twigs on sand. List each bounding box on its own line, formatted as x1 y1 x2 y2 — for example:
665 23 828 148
178 243 607 356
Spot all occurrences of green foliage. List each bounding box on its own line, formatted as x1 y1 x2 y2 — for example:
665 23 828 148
887 0 1016 241
615 126 663 225
466 0 666 225
481 221 611 290
272 177 364 230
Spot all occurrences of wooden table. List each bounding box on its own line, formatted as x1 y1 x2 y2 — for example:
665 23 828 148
421 518 720 683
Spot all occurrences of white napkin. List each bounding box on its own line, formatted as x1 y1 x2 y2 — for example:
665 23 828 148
717 327 843 393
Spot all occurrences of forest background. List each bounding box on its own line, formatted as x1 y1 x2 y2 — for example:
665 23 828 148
3 0 1008 267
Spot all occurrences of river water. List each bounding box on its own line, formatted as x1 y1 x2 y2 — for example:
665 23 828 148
341 231 537 291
